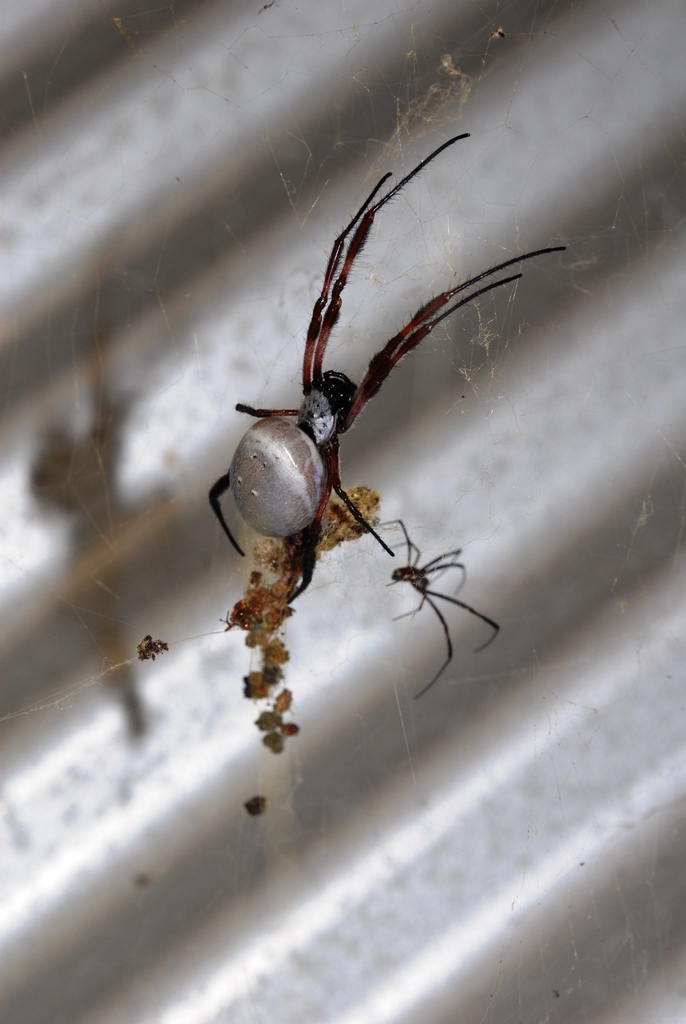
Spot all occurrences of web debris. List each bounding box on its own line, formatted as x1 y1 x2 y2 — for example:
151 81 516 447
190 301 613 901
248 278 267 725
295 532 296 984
225 486 381 760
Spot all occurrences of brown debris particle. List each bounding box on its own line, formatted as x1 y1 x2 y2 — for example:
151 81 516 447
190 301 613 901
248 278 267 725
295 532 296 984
136 635 169 662
262 731 285 754
317 486 381 553
273 688 293 715
244 795 267 816
225 488 381 754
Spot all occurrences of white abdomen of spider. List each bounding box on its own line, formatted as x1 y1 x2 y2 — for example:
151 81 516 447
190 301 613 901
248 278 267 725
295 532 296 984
229 415 326 537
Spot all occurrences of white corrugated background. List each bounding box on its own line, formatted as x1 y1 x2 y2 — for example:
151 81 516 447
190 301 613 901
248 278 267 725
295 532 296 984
1 0 685 1022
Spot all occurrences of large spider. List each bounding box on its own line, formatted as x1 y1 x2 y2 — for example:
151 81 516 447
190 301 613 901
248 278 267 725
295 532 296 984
210 134 564 599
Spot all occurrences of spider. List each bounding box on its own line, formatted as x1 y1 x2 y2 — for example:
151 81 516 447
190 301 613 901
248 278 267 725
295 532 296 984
209 134 565 600
386 520 499 699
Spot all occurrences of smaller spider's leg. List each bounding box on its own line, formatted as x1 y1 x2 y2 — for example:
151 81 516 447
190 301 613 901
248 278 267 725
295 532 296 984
419 562 467 598
327 440 395 557
309 134 472 385
392 599 427 623
419 552 465 574
236 403 299 418
209 471 245 556
381 518 420 566
413 595 453 699
419 554 467 594
426 588 499 653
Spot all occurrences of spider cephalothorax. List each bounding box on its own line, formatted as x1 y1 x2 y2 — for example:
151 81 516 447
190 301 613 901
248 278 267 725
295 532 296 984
298 371 357 445
209 134 565 599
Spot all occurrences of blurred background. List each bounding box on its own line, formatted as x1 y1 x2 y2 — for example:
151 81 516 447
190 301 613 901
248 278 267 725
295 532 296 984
1 0 685 1021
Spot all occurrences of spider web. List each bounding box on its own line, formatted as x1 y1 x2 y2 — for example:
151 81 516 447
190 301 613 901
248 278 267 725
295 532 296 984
0 1 685 1022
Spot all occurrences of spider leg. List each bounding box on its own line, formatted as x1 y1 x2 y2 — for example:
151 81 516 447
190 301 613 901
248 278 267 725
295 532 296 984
288 518 323 602
344 245 565 428
302 170 393 391
236 403 299 418
419 551 464 574
382 518 420 566
391 596 427 623
287 451 335 601
419 557 467 596
209 471 245 557
307 134 471 387
413 595 453 699
425 587 499 653
327 438 395 557
345 272 518 424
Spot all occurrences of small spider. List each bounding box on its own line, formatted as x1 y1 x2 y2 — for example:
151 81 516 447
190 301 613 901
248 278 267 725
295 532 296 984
387 520 499 698
210 134 565 599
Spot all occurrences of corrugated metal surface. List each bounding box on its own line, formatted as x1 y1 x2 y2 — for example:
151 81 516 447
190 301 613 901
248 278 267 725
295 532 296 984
1 0 685 1022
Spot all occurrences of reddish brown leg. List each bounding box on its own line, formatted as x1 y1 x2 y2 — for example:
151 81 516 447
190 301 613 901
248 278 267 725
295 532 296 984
344 245 564 428
305 134 471 388
326 438 394 556
344 273 516 426
288 454 334 601
288 437 394 600
302 173 392 390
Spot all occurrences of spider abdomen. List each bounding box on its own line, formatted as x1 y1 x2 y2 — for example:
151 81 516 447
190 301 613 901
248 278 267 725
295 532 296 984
230 417 325 537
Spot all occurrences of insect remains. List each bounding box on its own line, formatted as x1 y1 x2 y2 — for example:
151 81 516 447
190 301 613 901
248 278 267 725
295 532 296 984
209 134 565 600
387 520 499 699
